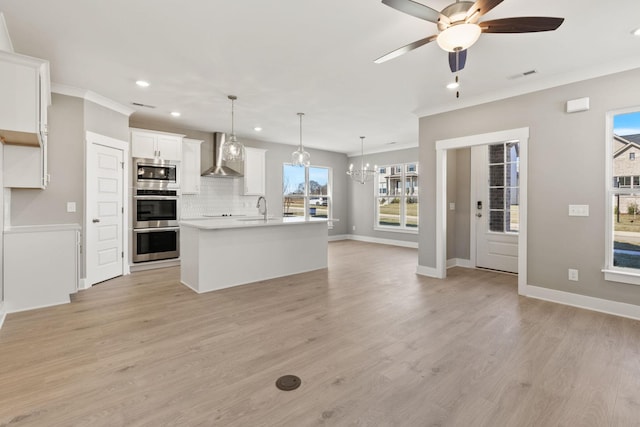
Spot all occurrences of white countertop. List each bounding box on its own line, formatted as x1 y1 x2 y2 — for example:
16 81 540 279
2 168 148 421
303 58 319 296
180 216 329 230
4 223 82 234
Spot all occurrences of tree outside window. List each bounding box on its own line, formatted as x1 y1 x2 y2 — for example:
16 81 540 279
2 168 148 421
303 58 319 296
283 164 331 219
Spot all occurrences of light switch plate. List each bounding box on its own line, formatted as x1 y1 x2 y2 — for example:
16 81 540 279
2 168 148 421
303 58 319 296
568 204 589 217
67 202 76 213
568 269 579 281
449 203 455 211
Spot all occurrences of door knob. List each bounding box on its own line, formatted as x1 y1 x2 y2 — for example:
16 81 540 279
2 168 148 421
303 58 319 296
92 218 100 223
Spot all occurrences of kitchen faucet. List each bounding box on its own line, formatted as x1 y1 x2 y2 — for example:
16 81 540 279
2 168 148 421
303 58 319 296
256 196 267 221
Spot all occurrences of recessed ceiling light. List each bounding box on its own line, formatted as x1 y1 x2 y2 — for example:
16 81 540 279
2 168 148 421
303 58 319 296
170 111 181 117
254 127 262 132
136 80 150 87
633 28 640 36
446 81 460 89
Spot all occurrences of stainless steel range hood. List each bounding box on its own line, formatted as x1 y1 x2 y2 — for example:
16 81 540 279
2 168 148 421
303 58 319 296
201 132 243 178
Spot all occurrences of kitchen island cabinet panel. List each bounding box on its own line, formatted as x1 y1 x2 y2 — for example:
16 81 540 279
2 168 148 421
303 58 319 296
180 219 327 293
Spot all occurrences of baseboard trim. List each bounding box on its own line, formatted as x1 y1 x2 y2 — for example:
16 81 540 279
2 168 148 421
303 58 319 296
347 234 418 249
328 234 349 242
0 302 6 330
416 265 440 278
525 284 640 321
447 258 474 269
78 278 90 291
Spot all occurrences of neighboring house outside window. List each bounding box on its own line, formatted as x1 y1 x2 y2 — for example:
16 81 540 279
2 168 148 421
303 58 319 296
375 162 418 231
282 164 331 220
606 110 640 285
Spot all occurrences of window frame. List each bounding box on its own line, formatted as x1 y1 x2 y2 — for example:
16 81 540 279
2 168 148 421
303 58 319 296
603 107 640 286
282 163 332 222
374 161 419 233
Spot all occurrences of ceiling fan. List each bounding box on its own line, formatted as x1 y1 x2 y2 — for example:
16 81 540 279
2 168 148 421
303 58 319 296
375 0 565 73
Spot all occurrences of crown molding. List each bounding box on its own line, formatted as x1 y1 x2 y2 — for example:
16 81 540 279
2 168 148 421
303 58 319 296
415 57 640 119
51 83 135 116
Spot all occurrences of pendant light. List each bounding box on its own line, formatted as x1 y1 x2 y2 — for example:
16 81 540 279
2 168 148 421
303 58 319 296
291 112 310 167
346 136 376 184
221 95 245 162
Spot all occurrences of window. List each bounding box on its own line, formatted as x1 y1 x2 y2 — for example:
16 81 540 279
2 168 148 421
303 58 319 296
605 109 640 284
488 142 520 232
282 164 331 219
375 162 418 231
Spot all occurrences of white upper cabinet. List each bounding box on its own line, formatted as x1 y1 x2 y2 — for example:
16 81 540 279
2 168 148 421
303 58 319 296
243 147 267 195
0 50 50 147
182 138 202 194
1 50 51 189
130 128 183 161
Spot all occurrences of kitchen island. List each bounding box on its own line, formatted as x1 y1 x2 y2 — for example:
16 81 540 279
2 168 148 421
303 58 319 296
179 217 328 293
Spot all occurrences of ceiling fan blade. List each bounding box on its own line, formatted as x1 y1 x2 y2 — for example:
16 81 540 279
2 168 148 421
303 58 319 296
382 0 441 23
466 0 503 23
374 35 438 63
449 49 467 73
480 17 565 33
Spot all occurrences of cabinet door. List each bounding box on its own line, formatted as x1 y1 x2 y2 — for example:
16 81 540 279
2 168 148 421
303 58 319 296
4 144 45 189
244 147 266 195
156 135 182 161
182 139 202 194
131 132 157 158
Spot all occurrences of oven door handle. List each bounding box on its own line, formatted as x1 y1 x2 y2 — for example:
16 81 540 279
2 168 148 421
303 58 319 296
133 196 179 200
134 227 180 233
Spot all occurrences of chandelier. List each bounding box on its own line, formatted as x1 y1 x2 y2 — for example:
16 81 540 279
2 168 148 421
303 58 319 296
291 112 310 167
347 136 376 184
221 95 245 162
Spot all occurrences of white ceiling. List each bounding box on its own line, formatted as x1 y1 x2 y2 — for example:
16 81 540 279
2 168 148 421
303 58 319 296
1 0 640 155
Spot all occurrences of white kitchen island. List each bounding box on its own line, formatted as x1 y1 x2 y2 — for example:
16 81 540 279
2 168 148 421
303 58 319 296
179 217 328 293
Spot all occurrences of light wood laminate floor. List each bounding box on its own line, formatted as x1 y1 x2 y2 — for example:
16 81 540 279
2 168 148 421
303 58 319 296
1 241 639 426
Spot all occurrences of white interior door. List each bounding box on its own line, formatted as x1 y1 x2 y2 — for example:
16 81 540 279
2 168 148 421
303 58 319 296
86 142 124 285
472 142 519 273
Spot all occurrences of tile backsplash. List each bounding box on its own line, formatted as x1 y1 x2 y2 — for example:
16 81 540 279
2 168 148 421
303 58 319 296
181 177 260 218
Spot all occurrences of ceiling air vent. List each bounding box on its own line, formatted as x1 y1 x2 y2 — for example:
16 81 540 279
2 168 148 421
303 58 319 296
131 102 156 109
507 69 538 80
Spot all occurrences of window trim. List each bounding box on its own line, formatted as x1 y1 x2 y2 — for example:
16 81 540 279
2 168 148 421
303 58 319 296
605 107 640 286
374 161 419 233
282 163 332 222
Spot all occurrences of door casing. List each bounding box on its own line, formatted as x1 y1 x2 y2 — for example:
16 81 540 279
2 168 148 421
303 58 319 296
84 131 130 288
435 127 528 295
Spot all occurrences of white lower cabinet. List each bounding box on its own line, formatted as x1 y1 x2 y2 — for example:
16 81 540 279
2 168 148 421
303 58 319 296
243 147 266 195
3 225 80 312
181 138 202 194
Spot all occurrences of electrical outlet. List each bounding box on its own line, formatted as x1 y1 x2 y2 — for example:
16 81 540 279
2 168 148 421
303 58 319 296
568 268 579 281
568 205 589 217
352 226 356 231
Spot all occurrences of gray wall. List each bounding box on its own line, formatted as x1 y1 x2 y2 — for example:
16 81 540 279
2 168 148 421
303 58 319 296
347 147 419 243
11 93 85 226
129 116 349 236
84 100 130 142
419 67 640 306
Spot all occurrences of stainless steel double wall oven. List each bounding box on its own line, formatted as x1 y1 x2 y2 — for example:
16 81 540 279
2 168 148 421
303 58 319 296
132 158 180 262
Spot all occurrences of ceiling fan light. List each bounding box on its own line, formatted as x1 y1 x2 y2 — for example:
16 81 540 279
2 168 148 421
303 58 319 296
437 23 481 52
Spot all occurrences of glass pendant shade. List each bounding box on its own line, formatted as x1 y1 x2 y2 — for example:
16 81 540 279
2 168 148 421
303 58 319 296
291 112 310 167
436 23 481 52
222 133 245 162
221 95 245 162
346 136 376 184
